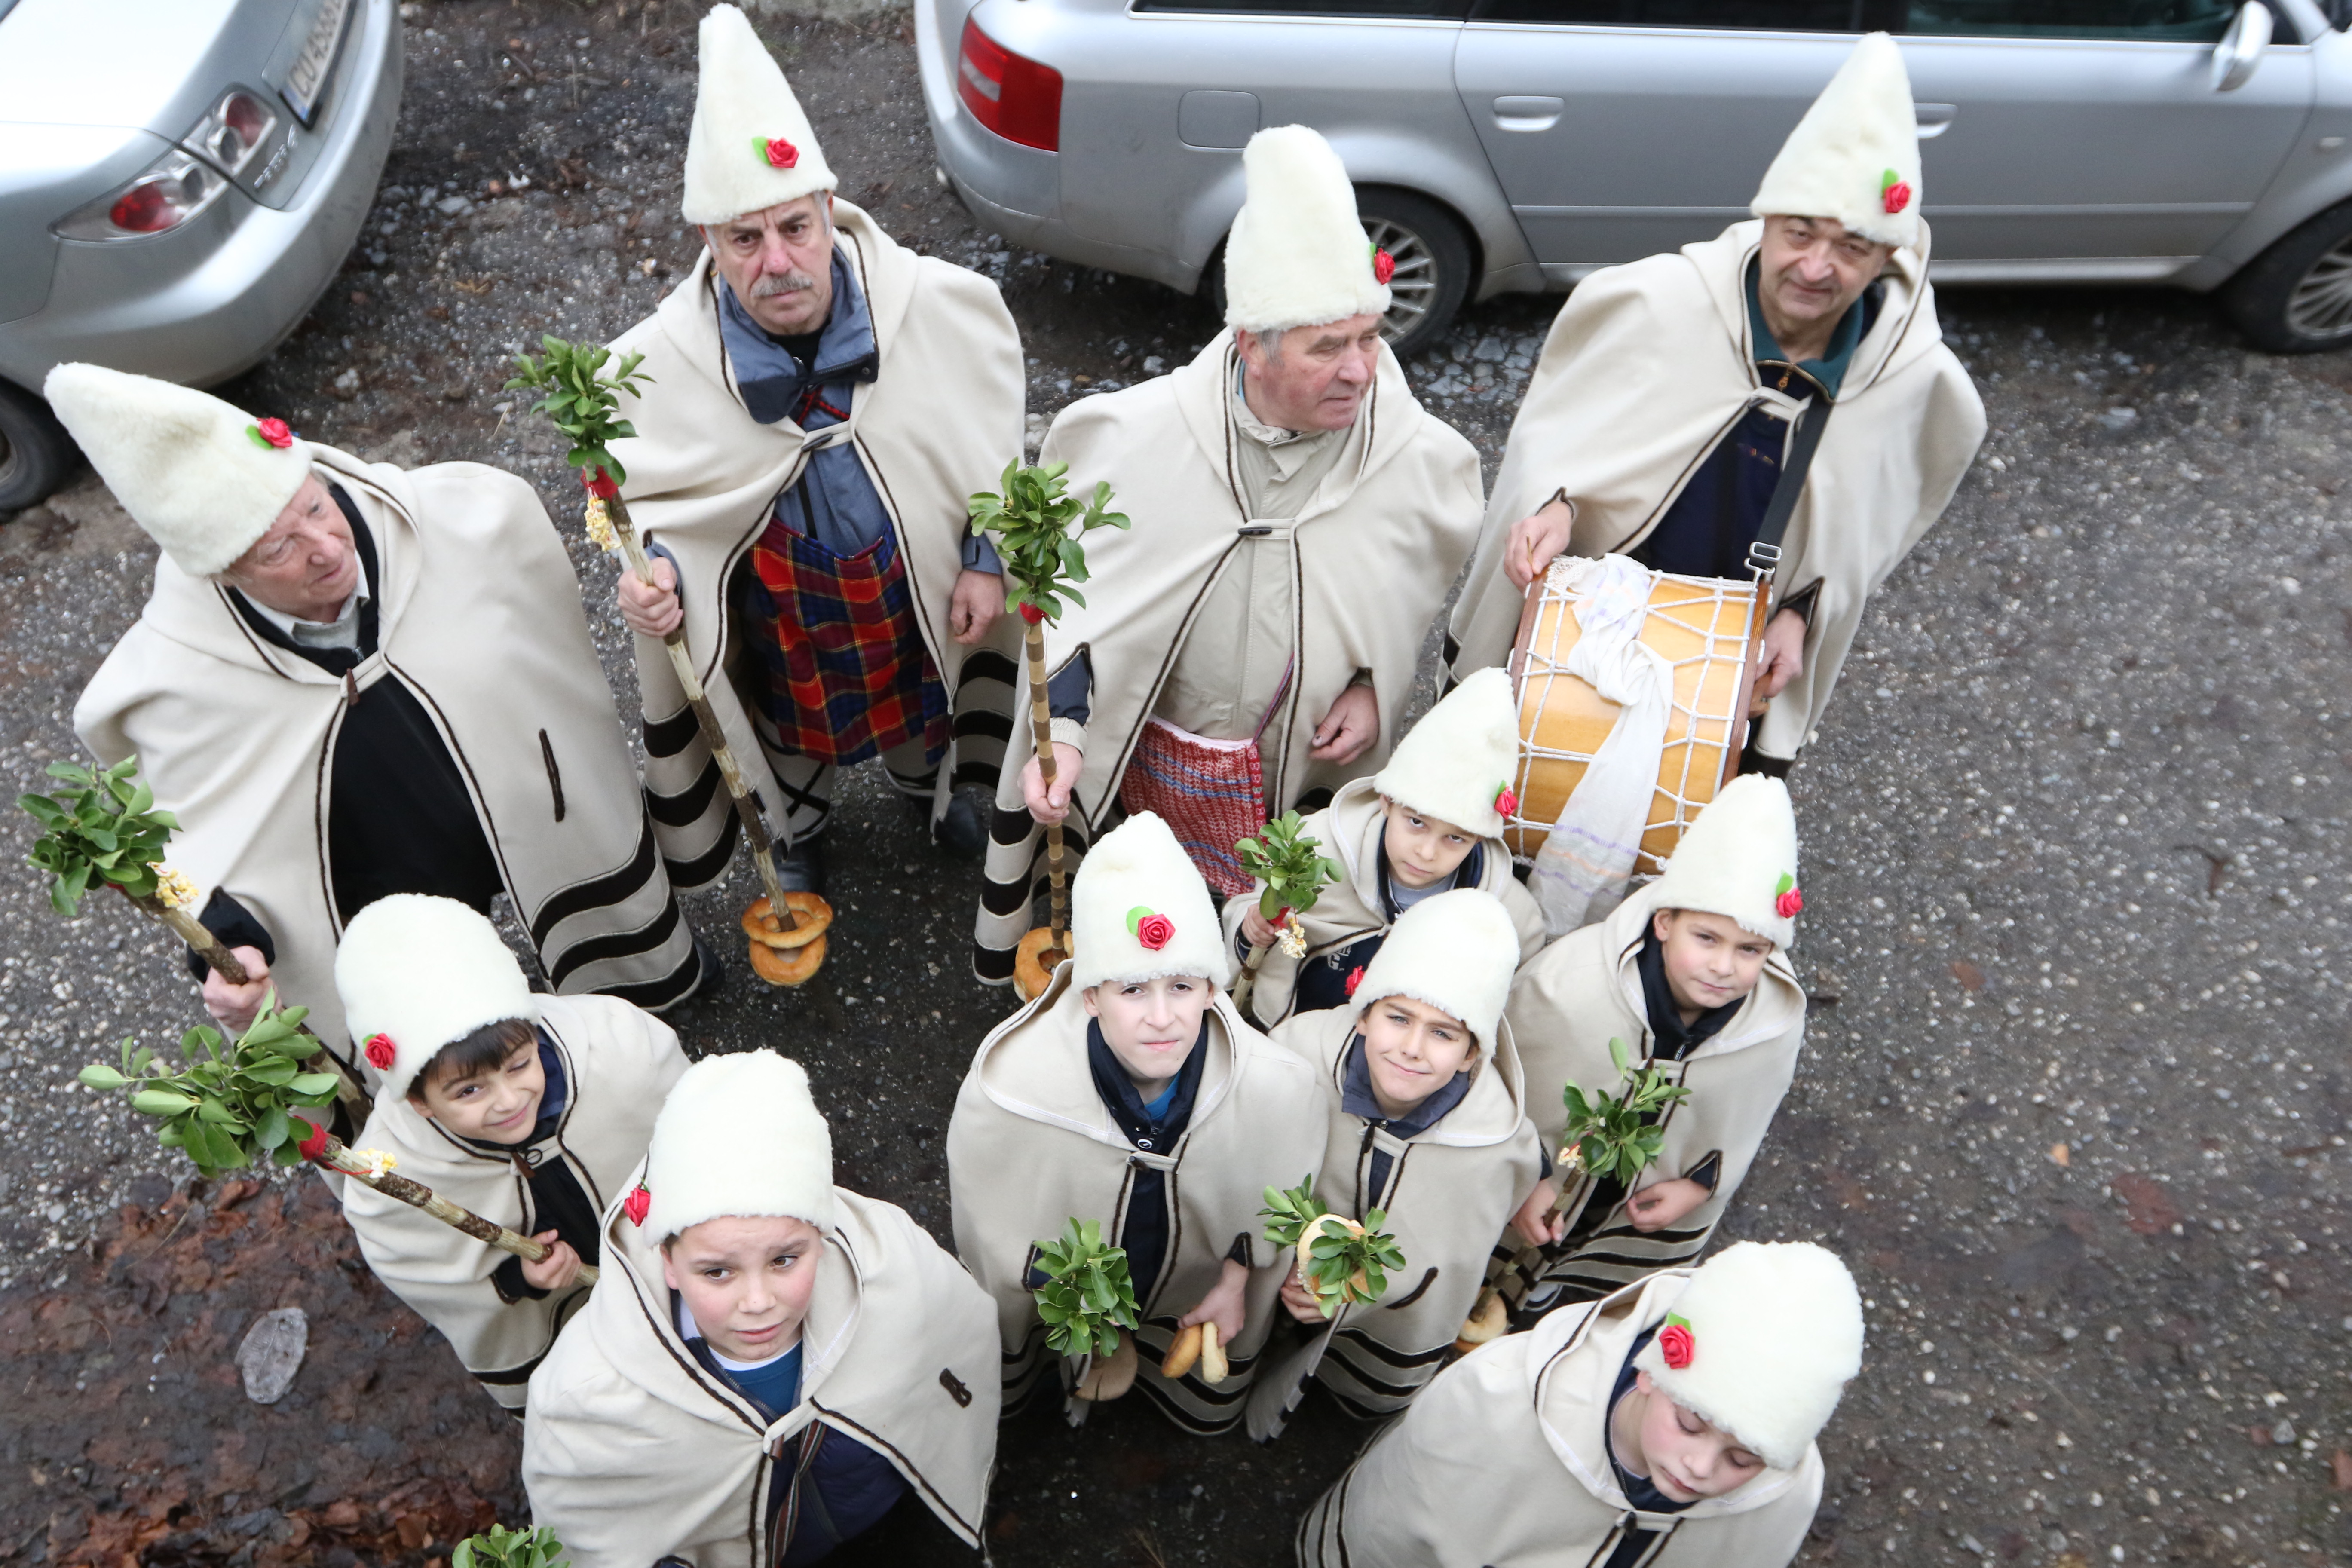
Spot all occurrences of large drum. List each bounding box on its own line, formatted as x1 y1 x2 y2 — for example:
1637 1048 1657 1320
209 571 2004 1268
1504 558 1767 874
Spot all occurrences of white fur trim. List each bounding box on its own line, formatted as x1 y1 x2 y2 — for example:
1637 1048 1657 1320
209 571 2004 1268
1634 1241 1864 1472
334 896 537 1106
1348 888 1517 1047
1749 32 1921 251
43 363 312 577
681 4 837 225
1223 125 1391 335
641 1051 836 1239
1070 812 1232 991
1648 774 1801 949
1372 666 1518 837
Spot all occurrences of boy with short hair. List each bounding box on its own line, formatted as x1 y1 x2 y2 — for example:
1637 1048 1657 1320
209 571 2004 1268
524 1050 1000 1565
1224 668 1547 1027
1502 775 1808 1317
1249 888 1545 1439
334 895 691 1412
1298 1240 1864 1567
949 811 1328 1433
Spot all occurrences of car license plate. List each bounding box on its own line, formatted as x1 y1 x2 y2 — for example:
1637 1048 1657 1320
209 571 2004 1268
281 0 354 125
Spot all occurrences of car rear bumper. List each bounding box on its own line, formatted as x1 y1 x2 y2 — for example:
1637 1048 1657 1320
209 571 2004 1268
0 0 401 393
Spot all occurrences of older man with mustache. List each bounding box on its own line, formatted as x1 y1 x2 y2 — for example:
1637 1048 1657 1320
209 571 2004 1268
606 4 1024 897
1447 33 1984 777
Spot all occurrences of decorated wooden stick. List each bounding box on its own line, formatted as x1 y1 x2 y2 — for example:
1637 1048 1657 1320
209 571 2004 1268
1228 811 1343 1017
508 338 831 985
300 1123 596 1285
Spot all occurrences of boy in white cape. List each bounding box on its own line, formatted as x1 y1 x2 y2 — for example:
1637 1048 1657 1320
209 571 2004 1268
1503 775 1808 1318
334 895 689 1412
949 811 1327 1433
1250 888 1544 1439
1223 668 1547 1027
1298 1240 1864 1568
523 1051 1000 1565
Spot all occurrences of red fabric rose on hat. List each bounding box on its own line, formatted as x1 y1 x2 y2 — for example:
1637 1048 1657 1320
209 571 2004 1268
295 1119 331 1161
623 1183 652 1227
763 137 800 169
582 468 619 500
1775 873 1802 920
1372 248 1396 286
1136 913 1174 951
363 1033 396 1072
1659 1312 1695 1369
1344 965 1365 999
1494 784 1518 818
1880 168 1911 217
250 418 294 450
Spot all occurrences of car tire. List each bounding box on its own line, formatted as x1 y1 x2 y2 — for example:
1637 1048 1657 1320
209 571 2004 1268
1357 188 1473 361
2222 197 2352 354
0 378 77 515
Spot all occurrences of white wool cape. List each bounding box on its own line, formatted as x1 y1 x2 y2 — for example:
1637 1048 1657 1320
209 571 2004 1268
1446 220 1984 760
606 201 1025 876
523 1182 1000 1565
74 446 692 1069
946 969 1328 1433
1505 883 1807 1308
1297 1270 1823 1568
1221 778 1546 1029
977 332 1484 979
1250 1004 1543 1436
342 995 687 1410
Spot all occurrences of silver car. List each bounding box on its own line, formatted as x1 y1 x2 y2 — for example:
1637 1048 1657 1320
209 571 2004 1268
919 0 2352 358
0 0 403 510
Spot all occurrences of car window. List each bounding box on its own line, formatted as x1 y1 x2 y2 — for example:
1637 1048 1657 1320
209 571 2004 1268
1138 0 1470 15
1902 0 2240 40
1467 0 1896 23
1464 0 2260 36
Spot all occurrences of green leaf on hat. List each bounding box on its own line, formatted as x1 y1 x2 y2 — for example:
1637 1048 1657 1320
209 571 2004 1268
1125 905 1154 937
1776 872 1795 895
1880 167 1900 193
1665 1311 1692 1331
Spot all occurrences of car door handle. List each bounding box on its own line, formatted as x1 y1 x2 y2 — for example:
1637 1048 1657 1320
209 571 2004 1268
1492 96 1565 133
1914 102 1957 139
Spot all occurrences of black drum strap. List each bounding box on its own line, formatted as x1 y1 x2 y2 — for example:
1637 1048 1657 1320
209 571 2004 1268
1744 395 1835 588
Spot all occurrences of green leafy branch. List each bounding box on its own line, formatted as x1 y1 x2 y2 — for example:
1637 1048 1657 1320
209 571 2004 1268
965 461 1130 624
505 336 654 486
80 1001 338 1179
1032 1216 1141 1359
453 1526 570 1568
1258 1176 1331 1251
20 756 180 916
1235 811 1342 925
1559 1037 1692 1187
1260 1178 1405 1314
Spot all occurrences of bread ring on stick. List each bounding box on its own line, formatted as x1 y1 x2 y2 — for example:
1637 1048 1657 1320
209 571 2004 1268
742 892 833 950
748 932 827 986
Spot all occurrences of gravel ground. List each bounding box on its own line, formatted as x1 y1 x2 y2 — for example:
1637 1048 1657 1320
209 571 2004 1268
3 2 2351 1564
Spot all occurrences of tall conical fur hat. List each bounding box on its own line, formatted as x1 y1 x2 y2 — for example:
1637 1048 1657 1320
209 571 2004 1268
1223 125 1391 336
1372 667 1519 837
1648 775 1802 948
681 3 837 225
1750 32 1921 250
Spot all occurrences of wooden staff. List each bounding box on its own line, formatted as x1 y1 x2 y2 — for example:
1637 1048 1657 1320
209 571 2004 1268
1022 616 1071 959
308 1128 597 1286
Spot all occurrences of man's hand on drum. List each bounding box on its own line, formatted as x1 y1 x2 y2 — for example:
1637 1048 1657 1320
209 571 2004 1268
1503 496 1577 590
1754 607 1808 700
1021 742 1086 826
1310 683 1379 765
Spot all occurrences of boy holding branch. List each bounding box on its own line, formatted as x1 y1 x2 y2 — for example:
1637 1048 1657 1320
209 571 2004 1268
334 895 689 1411
948 812 1327 1433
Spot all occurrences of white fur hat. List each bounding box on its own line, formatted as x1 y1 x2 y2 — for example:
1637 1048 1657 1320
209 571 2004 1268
638 1051 837 1240
1372 667 1520 838
1750 32 1920 251
1223 125 1391 337
681 3 837 226
1648 774 1802 949
334 895 537 1105
1634 1241 1865 1473
1071 812 1232 991
1348 888 1516 1047
42 362 312 578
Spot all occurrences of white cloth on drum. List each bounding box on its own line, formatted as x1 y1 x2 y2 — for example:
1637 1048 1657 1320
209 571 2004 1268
1529 555 1671 937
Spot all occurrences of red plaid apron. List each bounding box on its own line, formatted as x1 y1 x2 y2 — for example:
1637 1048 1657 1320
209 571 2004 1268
744 521 948 768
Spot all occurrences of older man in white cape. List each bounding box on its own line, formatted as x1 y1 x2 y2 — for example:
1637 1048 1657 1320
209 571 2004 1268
1447 33 1984 773
973 125 1483 985
56 365 705 1078
608 4 1023 897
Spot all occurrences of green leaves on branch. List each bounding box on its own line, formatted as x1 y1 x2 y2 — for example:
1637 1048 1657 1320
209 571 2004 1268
80 1001 335 1178
1031 1216 1140 1360
1261 1178 1403 1313
1559 1036 1692 1187
1235 811 1342 924
1258 1176 1331 1252
505 335 654 486
965 461 1130 625
20 756 178 916
453 1526 570 1568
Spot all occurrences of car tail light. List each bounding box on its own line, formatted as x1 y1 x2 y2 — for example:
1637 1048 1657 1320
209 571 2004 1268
53 148 227 241
957 16 1061 152
196 89 279 176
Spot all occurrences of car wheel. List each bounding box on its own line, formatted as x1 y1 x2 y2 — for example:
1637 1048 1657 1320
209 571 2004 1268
2222 198 2352 354
1358 189 1473 361
0 378 77 515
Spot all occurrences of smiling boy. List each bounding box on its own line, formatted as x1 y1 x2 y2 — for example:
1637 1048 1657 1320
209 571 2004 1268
1248 889 1543 1438
333 895 689 1412
950 811 1327 1432
1502 775 1809 1320
1298 1241 1864 1567
1225 668 1547 1026
523 1051 999 1565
